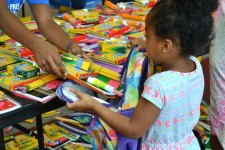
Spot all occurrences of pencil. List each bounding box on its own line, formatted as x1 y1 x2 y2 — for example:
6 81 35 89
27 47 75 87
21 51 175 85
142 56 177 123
42 111 59 117
4 136 14 142
91 63 120 78
24 74 58 91
44 110 57 115
24 118 34 123
71 142 92 148
55 117 85 129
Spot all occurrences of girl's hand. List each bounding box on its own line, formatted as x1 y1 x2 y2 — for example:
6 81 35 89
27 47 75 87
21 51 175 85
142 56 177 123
130 38 146 51
67 43 91 61
31 40 66 78
66 88 98 112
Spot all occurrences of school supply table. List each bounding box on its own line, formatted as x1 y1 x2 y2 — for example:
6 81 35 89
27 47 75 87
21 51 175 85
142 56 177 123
0 88 65 150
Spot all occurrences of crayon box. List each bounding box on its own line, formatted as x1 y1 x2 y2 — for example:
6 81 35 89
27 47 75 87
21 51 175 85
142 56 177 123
7 62 40 79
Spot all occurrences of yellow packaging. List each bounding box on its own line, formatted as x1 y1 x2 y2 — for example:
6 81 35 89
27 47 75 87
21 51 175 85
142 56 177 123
5 134 38 150
7 62 40 79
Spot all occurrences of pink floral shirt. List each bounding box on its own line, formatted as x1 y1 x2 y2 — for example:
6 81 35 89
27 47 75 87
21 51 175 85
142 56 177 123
141 56 204 150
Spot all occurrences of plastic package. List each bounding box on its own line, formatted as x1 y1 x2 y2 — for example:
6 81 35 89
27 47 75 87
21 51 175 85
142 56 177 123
56 81 78 103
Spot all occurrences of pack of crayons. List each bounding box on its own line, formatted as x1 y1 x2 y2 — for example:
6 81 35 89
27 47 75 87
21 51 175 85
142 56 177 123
5 134 38 150
7 62 40 79
64 63 98 79
71 10 100 23
63 12 105 29
0 53 21 71
43 123 80 148
94 5 116 15
0 46 33 58
0 75 40 91
24 20 38 32
61 54 91 71
24 74 59 92
0 29 10 42
87 49 129 65
126 31 146 39
62 53 121 81
62 54 98 79
98 39 130 54
0 34 10 43
89 21 132 39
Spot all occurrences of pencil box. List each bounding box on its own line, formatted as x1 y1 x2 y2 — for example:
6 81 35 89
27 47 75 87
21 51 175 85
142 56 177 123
56 81 78 103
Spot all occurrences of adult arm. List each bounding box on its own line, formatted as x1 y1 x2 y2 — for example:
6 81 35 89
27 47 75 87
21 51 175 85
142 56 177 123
0 1 66 77
29 4 89 59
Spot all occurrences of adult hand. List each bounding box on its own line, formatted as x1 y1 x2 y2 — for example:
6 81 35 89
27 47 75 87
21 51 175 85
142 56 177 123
130 38 146 51
67 43 91 60
66 88 97 112
32 40 66 78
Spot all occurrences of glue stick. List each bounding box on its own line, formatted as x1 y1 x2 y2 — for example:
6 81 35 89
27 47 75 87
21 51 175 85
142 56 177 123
87 77 114 93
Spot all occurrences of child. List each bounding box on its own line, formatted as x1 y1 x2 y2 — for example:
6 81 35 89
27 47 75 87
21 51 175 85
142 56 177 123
66 0 218 149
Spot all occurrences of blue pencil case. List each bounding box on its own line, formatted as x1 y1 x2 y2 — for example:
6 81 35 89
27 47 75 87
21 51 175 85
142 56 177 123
56 81 78 103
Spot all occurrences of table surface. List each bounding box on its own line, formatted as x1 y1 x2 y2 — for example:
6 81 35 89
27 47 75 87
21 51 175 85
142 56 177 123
0 89 65 128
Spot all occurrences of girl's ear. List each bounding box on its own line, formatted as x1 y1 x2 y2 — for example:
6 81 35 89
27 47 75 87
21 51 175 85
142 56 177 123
161 39 173 53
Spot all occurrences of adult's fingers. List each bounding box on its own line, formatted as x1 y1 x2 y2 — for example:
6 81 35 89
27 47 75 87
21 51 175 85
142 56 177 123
38 60 52 74
47 56 65 78
81 52 92 61
70 46 82 55
54 55 67 77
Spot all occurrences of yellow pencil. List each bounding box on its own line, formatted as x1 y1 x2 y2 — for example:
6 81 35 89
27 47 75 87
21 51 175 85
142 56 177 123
42 111 59 117
91 63 120 76
24 118 34 123
91 64 121 78
55 117 85 129
97 71 120 81
4 136 14 142
44 110 57 115
25 74 58 91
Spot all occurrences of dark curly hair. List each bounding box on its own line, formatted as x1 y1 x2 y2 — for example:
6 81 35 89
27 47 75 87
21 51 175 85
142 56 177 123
146 0 219 56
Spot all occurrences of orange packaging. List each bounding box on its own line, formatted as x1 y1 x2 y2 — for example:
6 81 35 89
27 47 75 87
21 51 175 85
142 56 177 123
120 13 146 22
104 0 118 10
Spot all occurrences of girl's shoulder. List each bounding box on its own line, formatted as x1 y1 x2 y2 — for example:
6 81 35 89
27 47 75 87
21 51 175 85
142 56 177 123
146 56 203 86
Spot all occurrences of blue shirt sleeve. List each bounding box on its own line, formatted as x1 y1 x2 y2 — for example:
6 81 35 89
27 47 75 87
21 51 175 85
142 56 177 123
141 78 165 109
27 0 49 5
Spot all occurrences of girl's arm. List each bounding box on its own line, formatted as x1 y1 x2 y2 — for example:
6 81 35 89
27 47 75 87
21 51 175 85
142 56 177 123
67 89 161 139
